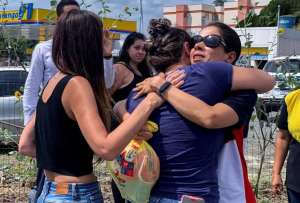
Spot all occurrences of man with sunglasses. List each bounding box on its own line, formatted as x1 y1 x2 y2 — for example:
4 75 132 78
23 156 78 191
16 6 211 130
190 22 257 203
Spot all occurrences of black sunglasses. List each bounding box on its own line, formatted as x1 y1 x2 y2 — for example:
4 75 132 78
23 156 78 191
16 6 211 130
191 35 227 49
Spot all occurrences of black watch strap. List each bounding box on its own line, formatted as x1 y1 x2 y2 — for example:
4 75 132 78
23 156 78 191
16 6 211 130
159 81 171 96
104 55 112 60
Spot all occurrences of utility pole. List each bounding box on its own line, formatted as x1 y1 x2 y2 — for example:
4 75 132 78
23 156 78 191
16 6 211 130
139 0 143 33
276 5 280 57
277 5 280 27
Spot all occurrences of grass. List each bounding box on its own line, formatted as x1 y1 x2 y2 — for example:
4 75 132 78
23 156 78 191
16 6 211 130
0 151 36 202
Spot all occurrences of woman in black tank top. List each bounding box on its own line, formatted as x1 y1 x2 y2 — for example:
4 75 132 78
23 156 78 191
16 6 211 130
18 10 162 203
111 32 152 102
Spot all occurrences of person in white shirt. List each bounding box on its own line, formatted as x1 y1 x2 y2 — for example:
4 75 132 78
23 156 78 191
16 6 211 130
23 0 114 125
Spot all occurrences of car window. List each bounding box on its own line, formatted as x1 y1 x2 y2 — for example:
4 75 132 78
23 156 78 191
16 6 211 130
0 70 28 97
286 59 300 73
264 59 300 73
264 61 280 73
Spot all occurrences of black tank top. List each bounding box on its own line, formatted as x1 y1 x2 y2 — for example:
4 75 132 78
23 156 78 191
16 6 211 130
112 62 144 102
35 75 93 176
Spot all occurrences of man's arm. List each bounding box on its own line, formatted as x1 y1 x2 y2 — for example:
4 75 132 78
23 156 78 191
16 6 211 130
19 114 36 157
162 86 239 128
102 30 115 89
232 66 275 93
272 103 290 194
23 44 45 125
272 129 290 194
104 58 115 89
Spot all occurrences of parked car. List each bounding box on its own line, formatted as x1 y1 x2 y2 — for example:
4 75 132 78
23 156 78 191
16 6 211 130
0 67 28 135
258 55 300 114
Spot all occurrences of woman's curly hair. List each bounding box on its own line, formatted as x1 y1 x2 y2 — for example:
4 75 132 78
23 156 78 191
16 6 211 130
147 18 192 72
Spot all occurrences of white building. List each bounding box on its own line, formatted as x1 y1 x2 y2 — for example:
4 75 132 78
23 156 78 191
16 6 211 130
163 0 271 34
163 4 223 34
163 0 300 66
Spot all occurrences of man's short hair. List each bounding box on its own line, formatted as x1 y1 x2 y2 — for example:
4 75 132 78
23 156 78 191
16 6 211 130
56 0 80 17
205 22 241 65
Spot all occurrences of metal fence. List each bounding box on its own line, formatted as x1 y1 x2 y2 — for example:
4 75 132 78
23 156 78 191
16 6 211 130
246 119 288 203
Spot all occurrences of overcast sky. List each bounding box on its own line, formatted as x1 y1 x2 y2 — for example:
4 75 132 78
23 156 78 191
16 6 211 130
6 0 214 32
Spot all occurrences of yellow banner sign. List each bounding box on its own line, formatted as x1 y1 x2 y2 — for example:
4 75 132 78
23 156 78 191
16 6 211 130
0 4 136 34
241 47 269 55
0 8 54 24
102 17 136 33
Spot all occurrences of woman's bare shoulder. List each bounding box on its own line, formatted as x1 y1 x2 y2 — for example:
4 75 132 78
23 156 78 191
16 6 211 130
64 76 94 99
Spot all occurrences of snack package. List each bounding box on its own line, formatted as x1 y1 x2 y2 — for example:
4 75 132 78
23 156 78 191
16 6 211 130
107 121 160 203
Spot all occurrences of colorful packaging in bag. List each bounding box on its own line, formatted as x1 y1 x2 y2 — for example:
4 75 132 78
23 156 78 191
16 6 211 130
107 121 160 203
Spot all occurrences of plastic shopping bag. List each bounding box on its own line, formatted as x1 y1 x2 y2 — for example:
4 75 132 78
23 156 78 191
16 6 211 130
107 121 160 203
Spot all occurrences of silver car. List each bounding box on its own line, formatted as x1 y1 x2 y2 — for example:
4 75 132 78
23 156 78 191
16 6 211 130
0 67 28 135
258 56 300 113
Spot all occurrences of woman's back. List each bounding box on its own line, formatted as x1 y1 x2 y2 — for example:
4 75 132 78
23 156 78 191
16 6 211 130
35 75 93 177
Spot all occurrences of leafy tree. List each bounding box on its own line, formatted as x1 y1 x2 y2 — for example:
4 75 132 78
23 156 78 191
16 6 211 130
237 0 300 27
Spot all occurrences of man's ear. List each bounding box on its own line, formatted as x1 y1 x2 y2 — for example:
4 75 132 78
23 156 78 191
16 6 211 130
183 41 191 57
225 51 237 64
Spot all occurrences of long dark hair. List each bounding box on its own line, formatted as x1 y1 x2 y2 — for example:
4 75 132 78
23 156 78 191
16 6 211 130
118 32 151 77
205 22 241 65
147 18 192 72
52 10 111 128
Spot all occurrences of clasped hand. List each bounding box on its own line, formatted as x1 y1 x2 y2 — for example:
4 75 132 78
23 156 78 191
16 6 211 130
133 70 186 99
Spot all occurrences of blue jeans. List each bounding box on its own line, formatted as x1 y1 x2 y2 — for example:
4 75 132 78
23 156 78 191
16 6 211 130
28 186 37 203
149 196 179 203
288 188 300 203
37 178 103 203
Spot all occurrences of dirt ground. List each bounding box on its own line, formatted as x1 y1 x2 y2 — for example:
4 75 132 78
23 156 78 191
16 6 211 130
0 158 114 203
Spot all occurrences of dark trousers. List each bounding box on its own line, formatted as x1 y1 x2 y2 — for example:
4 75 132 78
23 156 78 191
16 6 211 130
288 188 300 203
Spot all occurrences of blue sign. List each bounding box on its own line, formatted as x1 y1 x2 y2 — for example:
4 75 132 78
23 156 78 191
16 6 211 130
18 3 33 20
250 54 268 60
279 16 296 28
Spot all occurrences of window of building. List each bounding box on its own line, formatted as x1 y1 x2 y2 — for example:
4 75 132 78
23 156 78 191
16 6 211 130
213 14 219 22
